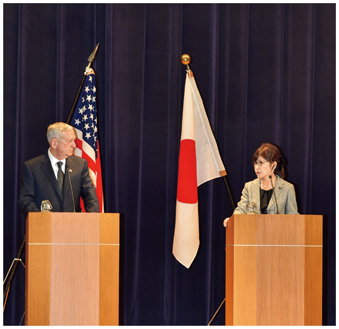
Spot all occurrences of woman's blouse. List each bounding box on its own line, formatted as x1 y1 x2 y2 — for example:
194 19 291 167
260 188 273 214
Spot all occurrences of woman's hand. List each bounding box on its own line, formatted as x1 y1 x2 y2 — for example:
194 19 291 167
223 217 230 228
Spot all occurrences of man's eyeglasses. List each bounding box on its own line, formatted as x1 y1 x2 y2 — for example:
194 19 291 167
253 160 269 167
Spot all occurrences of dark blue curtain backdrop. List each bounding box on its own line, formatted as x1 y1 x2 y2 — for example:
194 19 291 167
3 3 335 325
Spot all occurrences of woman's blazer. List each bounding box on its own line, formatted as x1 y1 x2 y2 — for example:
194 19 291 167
233 175 299 214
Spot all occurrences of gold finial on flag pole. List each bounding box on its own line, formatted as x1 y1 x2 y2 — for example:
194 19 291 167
181 54 193 77
181 54 191 71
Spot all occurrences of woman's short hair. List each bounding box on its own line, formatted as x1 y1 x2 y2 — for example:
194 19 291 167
253 143 285 178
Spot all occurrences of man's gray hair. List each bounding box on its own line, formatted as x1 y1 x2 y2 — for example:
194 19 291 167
47 122 75 143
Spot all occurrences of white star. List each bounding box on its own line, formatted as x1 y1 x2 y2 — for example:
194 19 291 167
89 76 93 82
92 96 96 102
90 113 94 120
88 104 94 111
83 114 88 121
82 97 85 103
85 86 90 93
75 119 81 125
85 132 91 139
78 108 84 114
84 123 90 130
86 95 92 102
92 86 96 93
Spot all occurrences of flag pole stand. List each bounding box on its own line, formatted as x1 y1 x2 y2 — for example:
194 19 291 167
180 55 237 326
208 298 225 326
207 176 236 325
3 235 25 313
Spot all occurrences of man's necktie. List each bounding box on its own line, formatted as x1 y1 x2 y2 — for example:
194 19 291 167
57 161 64 197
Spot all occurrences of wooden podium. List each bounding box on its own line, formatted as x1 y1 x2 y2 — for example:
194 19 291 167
25 212 120 325
225 214 322 326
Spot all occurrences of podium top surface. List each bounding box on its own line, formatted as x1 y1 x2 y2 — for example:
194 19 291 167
26 212 119 245
226 214 322 246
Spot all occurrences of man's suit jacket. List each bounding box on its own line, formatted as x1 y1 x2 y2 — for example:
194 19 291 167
18 153 99 216
233 175 299 214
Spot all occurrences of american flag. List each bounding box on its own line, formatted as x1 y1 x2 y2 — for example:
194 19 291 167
69 69 104 212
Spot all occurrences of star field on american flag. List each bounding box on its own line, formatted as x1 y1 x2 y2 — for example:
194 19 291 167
70 74 98 156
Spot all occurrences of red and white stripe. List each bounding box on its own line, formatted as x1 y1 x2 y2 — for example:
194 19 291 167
74 128 104 212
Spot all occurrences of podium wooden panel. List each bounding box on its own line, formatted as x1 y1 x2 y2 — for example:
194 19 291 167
225 214 322 326
25 212 119 325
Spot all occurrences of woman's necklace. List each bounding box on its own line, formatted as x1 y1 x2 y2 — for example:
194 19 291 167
261 179 273 190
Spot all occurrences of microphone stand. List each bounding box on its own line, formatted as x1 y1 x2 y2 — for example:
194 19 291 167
269 174 279 214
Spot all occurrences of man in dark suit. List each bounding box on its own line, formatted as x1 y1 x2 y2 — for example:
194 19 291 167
18 122 100 216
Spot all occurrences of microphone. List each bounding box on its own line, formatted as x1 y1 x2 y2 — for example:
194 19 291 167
68 168 76 212
269 175 279 214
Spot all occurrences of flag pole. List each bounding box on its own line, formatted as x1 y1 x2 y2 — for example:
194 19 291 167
180 54 236 210
66 43 100 124
222 175 236 210
180 54 236 325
